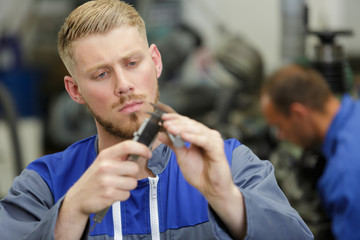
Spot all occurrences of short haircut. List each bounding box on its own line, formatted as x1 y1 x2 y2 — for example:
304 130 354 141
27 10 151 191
261 64 332 115
58 0 146 74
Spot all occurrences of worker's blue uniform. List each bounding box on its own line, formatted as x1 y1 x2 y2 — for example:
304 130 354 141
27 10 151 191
320 94 360 240
0 136 313 239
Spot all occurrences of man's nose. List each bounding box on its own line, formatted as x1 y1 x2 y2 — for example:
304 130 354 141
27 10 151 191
277 129 286 141
114 72 134 96
270 126 284 141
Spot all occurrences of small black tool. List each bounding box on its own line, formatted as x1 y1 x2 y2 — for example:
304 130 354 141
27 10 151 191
90 103 184 232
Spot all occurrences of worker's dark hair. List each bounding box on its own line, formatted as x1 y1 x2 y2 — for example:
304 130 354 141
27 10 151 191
261 64 332 115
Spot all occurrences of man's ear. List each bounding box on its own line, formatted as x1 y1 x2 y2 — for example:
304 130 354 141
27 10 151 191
149 44 163 79
64 75 85 104
289 102 309 121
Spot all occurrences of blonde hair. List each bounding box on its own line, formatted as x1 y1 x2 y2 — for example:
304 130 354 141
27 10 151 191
58 0 146 74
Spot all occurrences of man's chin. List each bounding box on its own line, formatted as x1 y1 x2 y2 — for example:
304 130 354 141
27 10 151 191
95 112 144 140
115 113 142 139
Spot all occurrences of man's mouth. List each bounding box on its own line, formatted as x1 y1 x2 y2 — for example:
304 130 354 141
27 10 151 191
118 100 144 114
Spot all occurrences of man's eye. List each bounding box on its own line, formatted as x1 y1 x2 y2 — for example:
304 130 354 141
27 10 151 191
98 72 108 78
128 61 137 67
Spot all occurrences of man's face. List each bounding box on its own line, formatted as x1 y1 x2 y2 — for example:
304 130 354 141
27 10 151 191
260 95 316 148
67 26 162 139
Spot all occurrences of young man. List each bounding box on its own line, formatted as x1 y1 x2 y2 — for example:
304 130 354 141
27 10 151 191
260 64 360 240
0 1 313 239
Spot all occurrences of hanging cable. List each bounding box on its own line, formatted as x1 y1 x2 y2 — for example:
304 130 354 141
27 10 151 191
0 82 23 175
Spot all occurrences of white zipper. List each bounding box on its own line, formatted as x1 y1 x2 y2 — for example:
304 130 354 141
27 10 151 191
149 176 160 240
112 176 160 240
112 201 122 240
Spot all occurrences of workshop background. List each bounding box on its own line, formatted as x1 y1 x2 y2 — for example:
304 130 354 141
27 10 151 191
1 0 359 239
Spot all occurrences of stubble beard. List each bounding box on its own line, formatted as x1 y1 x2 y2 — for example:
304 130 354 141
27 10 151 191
84 90 160 140
91 108 140 139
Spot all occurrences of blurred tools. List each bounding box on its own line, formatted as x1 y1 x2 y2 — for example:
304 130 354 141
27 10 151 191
308 30 353 94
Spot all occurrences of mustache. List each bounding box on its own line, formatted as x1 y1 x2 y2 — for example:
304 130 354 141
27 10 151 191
111 93 147 109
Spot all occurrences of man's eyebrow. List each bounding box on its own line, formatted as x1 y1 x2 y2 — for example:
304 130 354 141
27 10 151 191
85 64 109 75
123 50 144 59
84 50 145 74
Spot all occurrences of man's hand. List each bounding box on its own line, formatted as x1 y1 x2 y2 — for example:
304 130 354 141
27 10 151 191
159 113 246 239
160 114 229 195
55 140 152 240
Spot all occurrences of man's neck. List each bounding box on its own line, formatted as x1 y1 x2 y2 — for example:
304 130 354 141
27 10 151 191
313 96 341 142
97 130 125 152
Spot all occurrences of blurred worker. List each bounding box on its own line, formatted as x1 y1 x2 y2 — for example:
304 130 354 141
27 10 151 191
260 64 360 240
0 1 313 239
